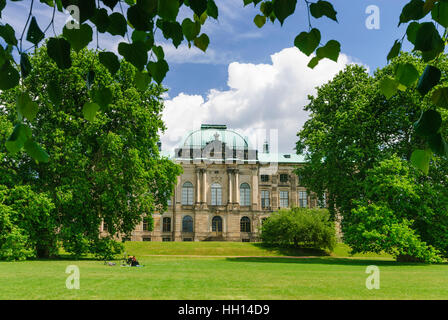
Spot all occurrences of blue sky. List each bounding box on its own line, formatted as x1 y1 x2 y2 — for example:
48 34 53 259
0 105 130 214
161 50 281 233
1 0 412 153
164 0 410 97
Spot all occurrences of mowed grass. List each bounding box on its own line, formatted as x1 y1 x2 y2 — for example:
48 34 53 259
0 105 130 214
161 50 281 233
1 242 447 300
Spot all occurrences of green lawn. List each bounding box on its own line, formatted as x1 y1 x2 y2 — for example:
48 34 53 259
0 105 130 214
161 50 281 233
1 242 447 299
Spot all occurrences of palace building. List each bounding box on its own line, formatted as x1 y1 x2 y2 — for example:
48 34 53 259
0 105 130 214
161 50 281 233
126 124 324 242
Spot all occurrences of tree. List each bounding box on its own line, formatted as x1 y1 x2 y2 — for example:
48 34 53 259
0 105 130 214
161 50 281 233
0 46 182 258
296 53 448 262
345 156 446 263
261 207 337 251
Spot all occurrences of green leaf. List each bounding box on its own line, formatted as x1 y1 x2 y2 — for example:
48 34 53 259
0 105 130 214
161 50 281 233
157 20 184 48
417 65 441 96
294 28 321 56
107 12 128 36
134 70 152 91
432 87 448 108
310 0 337 21
17 92 38 122
399 0 426 25
273 0 297 25
127 4 153 31
137 0 158 16
24 139 49 163
307 56 321 69
0 60 20 90
395 63 419 87
182 18 200 41
63 24 93 52
428 133 448 157
431 0 448 28
147 59 169 84
118 41 148 71
99 51 120 75
387 40 401 61
5 124 31 154
316 40 340 62
152 45 164 60
47 37 72 69
379 77 399 99
414 109 442 136
410 149 431 174
158 0 179 21
194 33 209 52
82 102 100 121
91 8 110 33
26 17 45 45
48 79 62 105
414 22 444 62
260 1 274 16
20 53 32 78
254 14 266 28
0 24 17 46
207 0 218 19
93 87 113 109
406 22 420 44
189 0 208 17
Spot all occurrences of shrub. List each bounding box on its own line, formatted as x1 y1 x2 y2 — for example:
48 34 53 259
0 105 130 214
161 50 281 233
261 207 337 251
91 238 124 260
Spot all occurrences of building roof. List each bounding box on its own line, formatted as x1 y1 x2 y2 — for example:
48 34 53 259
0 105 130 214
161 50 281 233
164 124 307 164
181 125 249 149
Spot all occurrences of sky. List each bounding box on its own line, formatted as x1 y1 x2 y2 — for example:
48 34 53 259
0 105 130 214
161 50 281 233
1 0 411 154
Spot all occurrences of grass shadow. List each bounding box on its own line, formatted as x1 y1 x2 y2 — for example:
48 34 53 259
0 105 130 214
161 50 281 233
251 243 330 257
224 256 437 267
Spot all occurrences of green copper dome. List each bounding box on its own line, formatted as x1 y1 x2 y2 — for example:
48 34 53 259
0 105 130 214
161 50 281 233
182 124 249 149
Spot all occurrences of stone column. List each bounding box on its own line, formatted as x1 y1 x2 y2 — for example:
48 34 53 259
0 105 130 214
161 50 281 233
196 168 201 204
227 169 233 204
202 168 207 204
251 167 258 210
235 169 240 204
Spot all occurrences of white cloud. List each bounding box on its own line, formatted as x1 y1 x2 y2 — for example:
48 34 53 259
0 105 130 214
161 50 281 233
161 47 361 154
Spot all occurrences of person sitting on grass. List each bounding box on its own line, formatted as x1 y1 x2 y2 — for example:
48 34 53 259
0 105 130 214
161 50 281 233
126 255 141 267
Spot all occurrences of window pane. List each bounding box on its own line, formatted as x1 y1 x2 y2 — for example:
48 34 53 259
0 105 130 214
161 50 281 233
299 191 308 208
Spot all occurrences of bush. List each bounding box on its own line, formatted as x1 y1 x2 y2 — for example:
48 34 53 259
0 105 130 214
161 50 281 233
0 205 35 261
0 186 57 260
261 208 337 251
91 238 124 260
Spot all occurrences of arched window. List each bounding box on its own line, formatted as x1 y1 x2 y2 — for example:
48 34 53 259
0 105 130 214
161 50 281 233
162 217 171 232
182 181 194 205
211 183 222 205
240 216 251 232
182 215 193 233
212 216 223 232
240 183 251 206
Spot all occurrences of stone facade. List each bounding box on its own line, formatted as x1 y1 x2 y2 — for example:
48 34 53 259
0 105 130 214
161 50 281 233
116 124 324 242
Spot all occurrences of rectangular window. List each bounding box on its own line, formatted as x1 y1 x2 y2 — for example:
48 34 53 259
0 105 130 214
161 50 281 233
167 199 172 206
142 237 151 241
162 237 171 242
183 238 193 242
142 220 148 231
279 191 289 208
242 239 250 242
299 191 308 208
211 185 222 205
280 174 289 183
163 217 171 232
260 175 269 182
261 190 270 209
